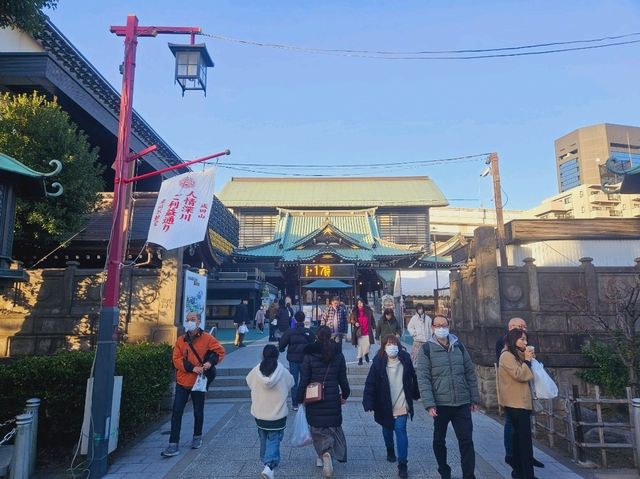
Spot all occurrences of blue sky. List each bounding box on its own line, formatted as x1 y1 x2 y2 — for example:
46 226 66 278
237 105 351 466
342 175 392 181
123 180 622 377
48 0 640 210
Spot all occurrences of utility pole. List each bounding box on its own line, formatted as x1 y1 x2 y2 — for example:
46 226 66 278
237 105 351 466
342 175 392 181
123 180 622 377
488 152 508 267
88 16 225 478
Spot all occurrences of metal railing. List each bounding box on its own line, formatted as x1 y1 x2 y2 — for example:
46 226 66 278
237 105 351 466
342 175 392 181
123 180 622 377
0 398 40 479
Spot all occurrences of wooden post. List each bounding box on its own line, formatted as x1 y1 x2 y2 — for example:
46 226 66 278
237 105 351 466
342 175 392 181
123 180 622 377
594 386 606 467
564 383 578 459
547 398 555 449
488 153 508 267
572 385 587 463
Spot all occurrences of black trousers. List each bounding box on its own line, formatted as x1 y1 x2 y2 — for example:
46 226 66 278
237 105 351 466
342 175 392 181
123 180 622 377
432 404 476 479
169 384 204 444
505 407 534 479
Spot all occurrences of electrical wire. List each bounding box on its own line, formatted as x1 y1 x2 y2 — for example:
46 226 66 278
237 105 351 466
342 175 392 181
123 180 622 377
199 32 640 60
219 153 491 169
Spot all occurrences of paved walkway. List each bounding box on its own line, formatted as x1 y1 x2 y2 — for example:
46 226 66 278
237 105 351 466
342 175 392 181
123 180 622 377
103 335 590 479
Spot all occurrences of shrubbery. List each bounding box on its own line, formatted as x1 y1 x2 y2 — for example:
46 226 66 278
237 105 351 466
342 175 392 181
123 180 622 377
0 343 173 454
579 340 634 397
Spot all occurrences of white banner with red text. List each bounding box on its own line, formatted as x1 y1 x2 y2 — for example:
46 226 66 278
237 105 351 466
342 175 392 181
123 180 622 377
147 168 216 251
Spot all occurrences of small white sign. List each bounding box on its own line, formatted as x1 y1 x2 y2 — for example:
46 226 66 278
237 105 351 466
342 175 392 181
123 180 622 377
147 168 216 251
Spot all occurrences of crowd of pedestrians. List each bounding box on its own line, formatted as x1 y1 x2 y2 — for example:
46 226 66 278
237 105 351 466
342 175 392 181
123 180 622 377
161 299 548 479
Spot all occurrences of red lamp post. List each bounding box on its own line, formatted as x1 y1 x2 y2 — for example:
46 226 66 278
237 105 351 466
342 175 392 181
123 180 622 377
89 15 226 478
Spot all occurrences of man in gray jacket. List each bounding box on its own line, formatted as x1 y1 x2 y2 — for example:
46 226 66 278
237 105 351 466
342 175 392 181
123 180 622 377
416 316 480 479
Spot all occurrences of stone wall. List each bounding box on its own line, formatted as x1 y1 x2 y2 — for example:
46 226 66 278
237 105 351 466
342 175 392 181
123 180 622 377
451 226 640 408
0 249 184 357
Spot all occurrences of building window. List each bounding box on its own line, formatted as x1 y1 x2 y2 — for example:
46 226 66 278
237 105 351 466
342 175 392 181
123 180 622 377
376 208 428 246
581 206 585 213
563 197 572 204
559 158 580 191
238 211 278 247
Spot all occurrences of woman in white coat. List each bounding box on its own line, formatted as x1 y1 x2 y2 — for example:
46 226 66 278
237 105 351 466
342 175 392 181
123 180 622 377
246 344 294 479
406 303 432 364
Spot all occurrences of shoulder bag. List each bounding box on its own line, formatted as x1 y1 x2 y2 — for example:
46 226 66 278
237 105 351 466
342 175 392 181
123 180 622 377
304 364 331 404
186 339 216 389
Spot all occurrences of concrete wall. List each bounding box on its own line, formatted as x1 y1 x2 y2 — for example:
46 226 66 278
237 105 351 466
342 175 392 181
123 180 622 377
0 249 184 357
451 226 640 408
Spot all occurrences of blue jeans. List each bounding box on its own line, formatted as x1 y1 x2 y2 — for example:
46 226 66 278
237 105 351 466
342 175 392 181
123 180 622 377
169 384 204 444
289 361 301 407
382 414 408 462
504 409 514 457
258 429 284 468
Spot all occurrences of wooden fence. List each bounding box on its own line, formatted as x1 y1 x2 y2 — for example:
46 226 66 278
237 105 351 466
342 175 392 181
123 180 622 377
532 384 638 469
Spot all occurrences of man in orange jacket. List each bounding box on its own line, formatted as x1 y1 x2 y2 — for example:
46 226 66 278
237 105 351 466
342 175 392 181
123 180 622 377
161 312 225 457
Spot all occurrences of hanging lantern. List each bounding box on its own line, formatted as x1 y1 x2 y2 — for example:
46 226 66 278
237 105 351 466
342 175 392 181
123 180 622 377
168 43 214 96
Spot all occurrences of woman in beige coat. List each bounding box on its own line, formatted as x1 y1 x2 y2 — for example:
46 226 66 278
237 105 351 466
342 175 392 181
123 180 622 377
498 328 536 479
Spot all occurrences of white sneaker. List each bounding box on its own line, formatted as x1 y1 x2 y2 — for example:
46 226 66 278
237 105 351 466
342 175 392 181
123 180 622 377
260 465 274 479
322 452 333 478
316 457 323 467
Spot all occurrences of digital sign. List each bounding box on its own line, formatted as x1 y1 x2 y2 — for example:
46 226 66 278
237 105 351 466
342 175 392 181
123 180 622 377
300 264 355 279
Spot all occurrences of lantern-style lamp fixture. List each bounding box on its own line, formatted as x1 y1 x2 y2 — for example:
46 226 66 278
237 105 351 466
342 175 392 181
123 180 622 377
168 43 214 96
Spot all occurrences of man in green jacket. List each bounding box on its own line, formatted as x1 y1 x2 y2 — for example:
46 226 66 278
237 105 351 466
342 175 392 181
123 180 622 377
416 316 479 479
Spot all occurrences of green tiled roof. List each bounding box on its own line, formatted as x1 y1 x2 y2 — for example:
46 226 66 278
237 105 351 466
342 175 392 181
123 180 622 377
235 209 422 263
0 152 49 178
218 176 448 208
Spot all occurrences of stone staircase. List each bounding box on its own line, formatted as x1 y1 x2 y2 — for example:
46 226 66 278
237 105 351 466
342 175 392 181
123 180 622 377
207 364 371 401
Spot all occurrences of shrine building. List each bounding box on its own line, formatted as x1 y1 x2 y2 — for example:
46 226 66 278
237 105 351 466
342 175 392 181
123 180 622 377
217 176 449 307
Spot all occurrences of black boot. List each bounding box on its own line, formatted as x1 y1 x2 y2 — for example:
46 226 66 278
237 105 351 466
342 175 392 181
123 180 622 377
386 447 396 463
365 353 370 363
398 461 408 478
358 358 363 366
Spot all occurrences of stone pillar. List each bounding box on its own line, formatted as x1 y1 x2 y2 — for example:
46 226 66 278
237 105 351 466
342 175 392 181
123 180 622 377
63 261 80 315
152 247 183 345
474 226 501 327
579 257 598 313
449 268 462 325
523 257 540 312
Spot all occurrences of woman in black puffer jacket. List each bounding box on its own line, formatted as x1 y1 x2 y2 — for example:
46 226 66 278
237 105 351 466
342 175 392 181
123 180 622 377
296 326 350 478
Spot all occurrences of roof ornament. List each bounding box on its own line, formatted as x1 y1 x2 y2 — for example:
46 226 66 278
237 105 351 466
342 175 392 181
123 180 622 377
42 160 64 197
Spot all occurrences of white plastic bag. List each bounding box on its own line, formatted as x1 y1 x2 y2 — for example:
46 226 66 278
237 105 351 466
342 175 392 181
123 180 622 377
192 373 208 392
239 324 249 334
290 406 313 447
531 359 558 399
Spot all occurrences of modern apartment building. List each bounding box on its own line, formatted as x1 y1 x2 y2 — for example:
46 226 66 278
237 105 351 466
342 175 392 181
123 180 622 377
527 183 640 219
555 123 640 192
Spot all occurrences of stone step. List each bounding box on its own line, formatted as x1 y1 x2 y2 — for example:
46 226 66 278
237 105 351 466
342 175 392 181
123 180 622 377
213 375 247 387
216 367 252 377
207 386 250 399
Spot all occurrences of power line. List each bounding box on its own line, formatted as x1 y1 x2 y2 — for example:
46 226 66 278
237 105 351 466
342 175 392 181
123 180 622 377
199 31 640 60
218 153 491 169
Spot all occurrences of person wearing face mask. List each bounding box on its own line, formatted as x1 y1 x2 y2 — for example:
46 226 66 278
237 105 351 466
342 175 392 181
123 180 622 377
162 312 225 458
498 328 536 479
407 303 432 365
363 335 420 478
416 316 479 479
376 308 401 344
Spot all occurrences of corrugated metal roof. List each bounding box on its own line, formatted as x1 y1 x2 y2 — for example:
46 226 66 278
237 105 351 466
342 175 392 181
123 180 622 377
218 177 448 208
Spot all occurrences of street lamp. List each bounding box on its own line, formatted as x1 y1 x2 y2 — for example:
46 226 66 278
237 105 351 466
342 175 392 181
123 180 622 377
87 16 223 479
169 43 214 95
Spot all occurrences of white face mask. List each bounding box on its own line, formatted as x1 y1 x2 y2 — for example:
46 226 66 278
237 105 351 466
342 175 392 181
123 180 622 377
385 345 399 357
184 321 197 332
434 327 449 339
